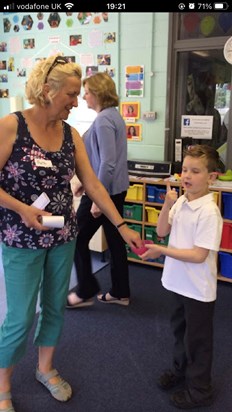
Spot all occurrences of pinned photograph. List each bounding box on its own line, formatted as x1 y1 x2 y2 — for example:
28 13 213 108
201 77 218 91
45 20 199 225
97 54 111 65
86 66 98 77
69 35 82 46
120 101 140 120
126 123 142 141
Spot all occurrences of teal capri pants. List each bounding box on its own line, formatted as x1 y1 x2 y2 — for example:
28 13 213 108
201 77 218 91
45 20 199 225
0 239 76 368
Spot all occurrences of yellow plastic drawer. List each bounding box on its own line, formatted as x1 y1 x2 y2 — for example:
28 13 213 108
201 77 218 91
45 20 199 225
125 184 143 201
145 206 160 224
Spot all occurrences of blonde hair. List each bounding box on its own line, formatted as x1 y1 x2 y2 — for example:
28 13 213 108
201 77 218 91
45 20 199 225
83 72 119 108
26 54 82 106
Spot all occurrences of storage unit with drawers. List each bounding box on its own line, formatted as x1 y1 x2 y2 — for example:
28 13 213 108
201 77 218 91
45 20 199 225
124 177 232 283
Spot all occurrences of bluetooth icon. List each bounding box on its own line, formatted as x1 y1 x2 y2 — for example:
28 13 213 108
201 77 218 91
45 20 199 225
178 3 186 9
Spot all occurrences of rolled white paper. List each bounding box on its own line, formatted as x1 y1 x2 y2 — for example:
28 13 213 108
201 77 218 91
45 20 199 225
41 216 64 228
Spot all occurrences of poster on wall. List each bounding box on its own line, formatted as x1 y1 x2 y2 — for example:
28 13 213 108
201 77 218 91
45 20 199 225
86 65 98 76
120 101 140 120
125 65 144 97
181 115 213 139
126 123 142 141
0 12 119 111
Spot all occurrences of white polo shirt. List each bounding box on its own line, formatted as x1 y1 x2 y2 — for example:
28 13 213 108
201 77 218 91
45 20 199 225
161 193 223 302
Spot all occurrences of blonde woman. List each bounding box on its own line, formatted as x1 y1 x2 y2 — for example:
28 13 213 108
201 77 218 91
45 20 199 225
0 56 141 412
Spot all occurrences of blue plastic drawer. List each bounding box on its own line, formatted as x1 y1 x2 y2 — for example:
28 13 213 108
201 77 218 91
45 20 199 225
222 193 232 220
219 252 232 278
146 185 157 202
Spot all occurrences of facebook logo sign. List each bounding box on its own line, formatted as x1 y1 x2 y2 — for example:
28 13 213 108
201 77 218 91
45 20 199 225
184 118 190 126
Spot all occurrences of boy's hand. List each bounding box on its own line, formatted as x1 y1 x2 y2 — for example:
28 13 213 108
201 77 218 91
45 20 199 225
140 243 162 260
165 182 178 208
131 240 154 256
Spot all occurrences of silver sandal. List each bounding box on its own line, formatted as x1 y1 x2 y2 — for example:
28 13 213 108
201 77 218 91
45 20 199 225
0 392 15 412
36 368 72 402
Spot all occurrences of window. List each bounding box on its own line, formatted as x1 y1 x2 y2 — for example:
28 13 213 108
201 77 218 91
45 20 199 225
178 12 232 40
166 13 232 170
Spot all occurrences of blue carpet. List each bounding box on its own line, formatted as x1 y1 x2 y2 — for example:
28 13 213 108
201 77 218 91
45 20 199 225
91 250 110 273
8 263 232 412
69 250 110 290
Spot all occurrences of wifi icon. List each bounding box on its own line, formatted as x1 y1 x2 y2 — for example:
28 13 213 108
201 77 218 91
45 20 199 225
65 2 74 9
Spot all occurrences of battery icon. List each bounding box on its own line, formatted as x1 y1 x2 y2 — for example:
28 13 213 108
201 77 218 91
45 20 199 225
213 2 229 9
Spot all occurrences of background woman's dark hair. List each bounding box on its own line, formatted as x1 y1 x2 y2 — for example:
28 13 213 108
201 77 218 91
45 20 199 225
128 126 136 135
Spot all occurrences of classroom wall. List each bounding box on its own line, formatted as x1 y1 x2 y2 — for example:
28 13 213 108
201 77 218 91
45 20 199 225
120 13 169 161
0 12 169 162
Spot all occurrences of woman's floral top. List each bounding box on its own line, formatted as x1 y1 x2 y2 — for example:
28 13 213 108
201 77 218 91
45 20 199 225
0 111 78 249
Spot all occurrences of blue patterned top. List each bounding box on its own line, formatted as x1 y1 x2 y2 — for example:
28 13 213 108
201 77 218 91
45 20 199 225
0 111 77 249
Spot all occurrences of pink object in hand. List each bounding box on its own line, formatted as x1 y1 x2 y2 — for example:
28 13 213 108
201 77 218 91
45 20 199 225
131 240 154 256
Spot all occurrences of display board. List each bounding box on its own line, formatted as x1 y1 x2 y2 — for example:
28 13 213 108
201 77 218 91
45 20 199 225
0 12 119 117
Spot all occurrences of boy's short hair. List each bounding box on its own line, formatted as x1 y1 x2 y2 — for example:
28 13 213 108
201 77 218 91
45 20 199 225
183 144 220 172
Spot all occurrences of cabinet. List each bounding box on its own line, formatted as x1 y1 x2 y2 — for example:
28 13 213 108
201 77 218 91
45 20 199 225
123 177 232 284
218 190 232 283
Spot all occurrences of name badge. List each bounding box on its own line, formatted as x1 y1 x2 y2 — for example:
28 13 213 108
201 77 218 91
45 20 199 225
35 158 53 168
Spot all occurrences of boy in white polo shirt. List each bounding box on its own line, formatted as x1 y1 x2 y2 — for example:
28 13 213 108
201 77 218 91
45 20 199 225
141 145 223 409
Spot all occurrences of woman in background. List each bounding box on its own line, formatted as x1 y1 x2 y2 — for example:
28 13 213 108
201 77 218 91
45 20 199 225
67 72 131 308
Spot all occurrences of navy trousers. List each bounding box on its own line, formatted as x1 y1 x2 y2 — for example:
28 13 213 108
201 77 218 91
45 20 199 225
170 291 215 401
